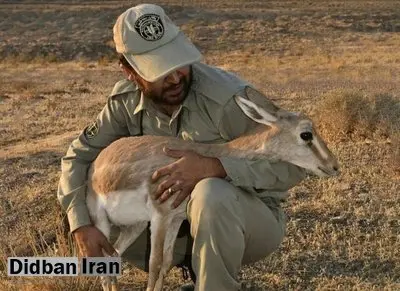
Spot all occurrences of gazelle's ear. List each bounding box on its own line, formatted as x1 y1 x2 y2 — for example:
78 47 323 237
234 95 277 126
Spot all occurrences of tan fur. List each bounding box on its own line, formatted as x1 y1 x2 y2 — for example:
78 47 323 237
91 126 282 197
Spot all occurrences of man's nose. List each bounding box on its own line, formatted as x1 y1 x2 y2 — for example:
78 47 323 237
165 71 180 84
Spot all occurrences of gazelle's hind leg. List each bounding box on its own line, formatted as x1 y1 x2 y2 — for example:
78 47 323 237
99 223 148 291
87 202 117 291
97 224 149 291
100 276 118 291
88 185 152 291
87 193 118 291
96 220 118 291
154 216 186 291
94 222 118 291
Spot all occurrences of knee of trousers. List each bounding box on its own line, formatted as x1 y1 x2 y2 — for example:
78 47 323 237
187 177 239 220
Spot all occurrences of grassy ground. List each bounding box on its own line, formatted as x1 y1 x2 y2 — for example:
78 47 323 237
0 1 399 290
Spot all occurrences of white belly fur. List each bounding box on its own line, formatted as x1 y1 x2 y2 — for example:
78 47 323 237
98 181 151 225
88 180 187 227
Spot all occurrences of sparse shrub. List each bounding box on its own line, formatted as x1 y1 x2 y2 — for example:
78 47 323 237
313 89 400 174
314 90 400 141
372 94 400 174
372 93 400 138
312 90 374 142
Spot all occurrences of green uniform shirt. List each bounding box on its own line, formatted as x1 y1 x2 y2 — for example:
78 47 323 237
58 63 305 232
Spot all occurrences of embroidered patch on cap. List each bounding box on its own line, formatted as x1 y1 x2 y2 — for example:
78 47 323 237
134 14 164 41
85 121 99 139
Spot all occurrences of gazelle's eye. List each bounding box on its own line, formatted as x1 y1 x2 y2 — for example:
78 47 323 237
300 132 313 142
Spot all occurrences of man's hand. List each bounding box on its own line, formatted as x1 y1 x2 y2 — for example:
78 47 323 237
152 148 226 208
73 225 116 257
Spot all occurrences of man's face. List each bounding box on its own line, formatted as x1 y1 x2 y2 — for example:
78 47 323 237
133 66 192 106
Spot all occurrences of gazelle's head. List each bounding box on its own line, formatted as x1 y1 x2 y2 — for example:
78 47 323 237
235 95 339 177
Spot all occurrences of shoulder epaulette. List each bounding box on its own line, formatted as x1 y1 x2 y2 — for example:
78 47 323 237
192 63 249 106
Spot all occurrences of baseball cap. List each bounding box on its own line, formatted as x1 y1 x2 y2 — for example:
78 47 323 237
113 4 202 82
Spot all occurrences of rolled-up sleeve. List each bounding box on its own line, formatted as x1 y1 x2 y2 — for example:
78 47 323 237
57 97 130 232
217 88 306 193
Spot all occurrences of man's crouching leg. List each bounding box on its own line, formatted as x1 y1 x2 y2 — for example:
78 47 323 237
187 178 285 291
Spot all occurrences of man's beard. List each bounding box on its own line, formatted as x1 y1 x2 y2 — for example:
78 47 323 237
142 69 192 106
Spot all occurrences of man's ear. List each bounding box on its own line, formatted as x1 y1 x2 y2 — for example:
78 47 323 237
120 65 134 81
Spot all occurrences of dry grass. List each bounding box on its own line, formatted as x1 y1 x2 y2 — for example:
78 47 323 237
391 132 400 174
1 1 399 290
0 213 100 291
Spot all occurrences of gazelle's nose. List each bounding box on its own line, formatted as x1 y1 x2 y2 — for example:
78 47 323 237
319 159 340 177
331 160 340 175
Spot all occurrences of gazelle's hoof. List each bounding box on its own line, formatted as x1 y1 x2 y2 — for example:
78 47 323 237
101 276 118 291
180 283 195 291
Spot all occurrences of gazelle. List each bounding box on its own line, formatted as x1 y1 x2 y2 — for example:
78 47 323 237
86 95 339 291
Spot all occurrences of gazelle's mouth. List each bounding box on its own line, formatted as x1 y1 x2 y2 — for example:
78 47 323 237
318 166 338 177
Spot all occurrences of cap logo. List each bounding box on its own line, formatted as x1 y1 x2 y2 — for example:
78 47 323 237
134 14 164 41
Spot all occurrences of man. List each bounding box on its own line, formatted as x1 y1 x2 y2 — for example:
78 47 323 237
58 4 305 291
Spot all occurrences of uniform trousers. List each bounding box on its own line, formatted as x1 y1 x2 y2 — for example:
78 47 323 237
121 178 286 291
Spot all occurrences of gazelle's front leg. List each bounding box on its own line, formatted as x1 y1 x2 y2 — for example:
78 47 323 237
147 214 170 291
154 215 186 291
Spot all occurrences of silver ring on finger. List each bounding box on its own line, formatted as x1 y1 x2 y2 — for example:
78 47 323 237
168 187 173 195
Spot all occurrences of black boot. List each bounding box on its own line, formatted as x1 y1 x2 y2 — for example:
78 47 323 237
177 256 196 290
177 220 196 291
180 283 195 291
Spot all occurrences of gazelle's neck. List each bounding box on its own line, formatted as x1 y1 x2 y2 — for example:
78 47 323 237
185 126 281 160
